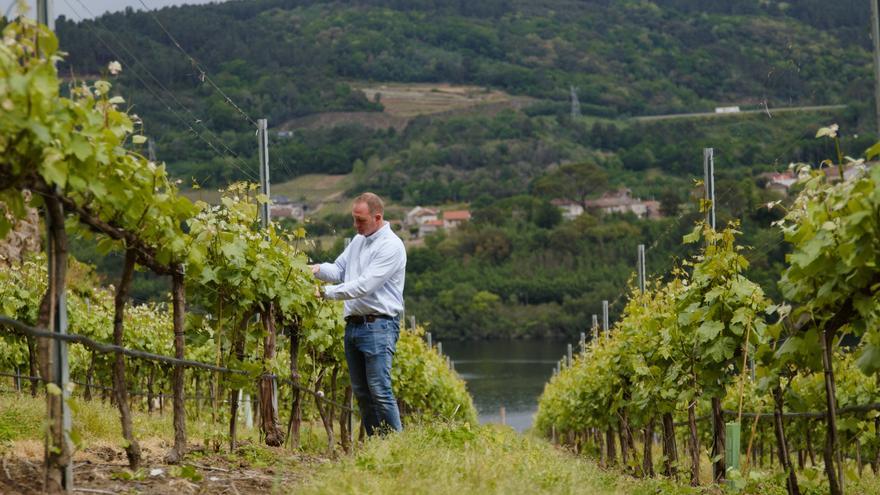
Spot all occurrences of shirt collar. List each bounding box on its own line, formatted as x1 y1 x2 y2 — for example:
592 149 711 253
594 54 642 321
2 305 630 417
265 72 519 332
364 222 390 244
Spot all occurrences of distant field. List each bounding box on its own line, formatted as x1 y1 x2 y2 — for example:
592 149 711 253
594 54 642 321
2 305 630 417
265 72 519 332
355 82 524 117
182 174 353 212
282 82 531 132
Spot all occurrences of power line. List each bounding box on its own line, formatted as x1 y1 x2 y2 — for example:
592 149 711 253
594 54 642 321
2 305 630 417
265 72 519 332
136 0 259 128
61 0 259 182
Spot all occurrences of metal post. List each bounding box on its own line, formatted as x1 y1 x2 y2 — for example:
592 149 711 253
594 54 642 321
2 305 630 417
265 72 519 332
437 342 442 356
37 0 54 30
257 119 270 229
500 406 506 426
241 390 253 429
410 315 416 330
46 208 72 491
638 244 646 294
591 314 598 343
703 148 716 230
602 300 609 338
872 0 880 137
579 332 586 352
426 332 432 349
567 343 573 367
348 392 354 447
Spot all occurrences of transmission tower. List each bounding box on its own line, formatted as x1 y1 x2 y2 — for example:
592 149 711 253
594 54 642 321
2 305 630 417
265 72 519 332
570 85 581 119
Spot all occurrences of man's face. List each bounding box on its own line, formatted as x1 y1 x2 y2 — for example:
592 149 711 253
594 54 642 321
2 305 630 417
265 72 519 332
352 202 382 236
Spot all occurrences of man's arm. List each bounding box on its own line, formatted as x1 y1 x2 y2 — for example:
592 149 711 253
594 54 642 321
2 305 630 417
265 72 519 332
323 244 404 301
312 243 349 284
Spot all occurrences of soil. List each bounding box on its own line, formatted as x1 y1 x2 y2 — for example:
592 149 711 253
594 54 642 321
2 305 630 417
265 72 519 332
0 440 323 494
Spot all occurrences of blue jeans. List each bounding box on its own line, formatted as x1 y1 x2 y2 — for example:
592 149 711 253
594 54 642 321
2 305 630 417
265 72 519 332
344 317 402 435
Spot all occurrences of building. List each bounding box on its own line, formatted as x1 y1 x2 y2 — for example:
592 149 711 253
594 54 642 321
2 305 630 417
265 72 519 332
551 199 585 221
715 106 741 114
761 162 875 196
442 210 471 229
405 206 439 227
418 219 445 238
269 195 306 221
583 188 662 220
760 171 798 195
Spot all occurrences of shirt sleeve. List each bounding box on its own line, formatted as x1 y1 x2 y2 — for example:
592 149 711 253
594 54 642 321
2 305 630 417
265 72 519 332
315 244 349 284
323 242 404 301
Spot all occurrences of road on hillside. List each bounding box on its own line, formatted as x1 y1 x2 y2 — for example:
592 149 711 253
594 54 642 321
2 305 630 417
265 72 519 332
632 104 847 122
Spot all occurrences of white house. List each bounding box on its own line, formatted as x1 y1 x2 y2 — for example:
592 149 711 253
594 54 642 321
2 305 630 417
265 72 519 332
405 206 439 227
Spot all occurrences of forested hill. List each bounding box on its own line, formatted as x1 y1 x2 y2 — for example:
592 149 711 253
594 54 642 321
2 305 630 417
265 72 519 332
57 0 871 114
50 0 874 189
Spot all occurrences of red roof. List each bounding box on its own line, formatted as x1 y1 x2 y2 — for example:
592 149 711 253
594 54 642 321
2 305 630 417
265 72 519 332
442 210 471 221
423 219 444 227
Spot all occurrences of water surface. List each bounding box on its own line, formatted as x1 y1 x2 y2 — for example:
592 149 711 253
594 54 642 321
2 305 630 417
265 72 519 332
441 339 568 432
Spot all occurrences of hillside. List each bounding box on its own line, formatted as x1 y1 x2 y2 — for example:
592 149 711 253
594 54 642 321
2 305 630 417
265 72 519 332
50 0 874 193
38 0 880 338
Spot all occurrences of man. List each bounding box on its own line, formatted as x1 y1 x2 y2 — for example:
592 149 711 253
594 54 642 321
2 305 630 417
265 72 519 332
310 192 406 434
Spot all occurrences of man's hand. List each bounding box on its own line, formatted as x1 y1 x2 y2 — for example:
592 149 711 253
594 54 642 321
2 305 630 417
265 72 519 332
309 264 320 276
314 285 325 299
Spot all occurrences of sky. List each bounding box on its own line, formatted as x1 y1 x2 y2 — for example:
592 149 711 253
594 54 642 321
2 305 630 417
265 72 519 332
12 1 226 21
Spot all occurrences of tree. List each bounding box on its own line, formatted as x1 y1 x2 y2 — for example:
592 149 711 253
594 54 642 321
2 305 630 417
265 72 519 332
532 161 608 209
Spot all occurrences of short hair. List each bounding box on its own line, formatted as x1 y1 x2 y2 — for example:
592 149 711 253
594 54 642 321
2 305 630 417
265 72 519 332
353 192 384 215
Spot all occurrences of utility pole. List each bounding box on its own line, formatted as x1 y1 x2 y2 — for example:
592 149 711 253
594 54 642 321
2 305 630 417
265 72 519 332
703 148 716 230
871 0 880 137
37 0 54 30
570 85 581 119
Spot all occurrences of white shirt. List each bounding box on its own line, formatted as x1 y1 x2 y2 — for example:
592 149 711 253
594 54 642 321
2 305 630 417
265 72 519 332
316 222 406 317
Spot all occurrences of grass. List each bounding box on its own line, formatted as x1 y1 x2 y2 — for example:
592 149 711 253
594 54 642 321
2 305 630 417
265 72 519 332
298 422 696 495
0 391 333 460
5 393 880 494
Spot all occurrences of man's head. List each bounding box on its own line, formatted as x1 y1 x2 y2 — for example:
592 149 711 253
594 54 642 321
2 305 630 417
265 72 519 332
352 192 385 236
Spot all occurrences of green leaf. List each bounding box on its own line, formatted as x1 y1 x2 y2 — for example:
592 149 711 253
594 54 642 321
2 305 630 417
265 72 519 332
70 137 92 161
41 157 69 188
866 141 880 161
696 320 724 343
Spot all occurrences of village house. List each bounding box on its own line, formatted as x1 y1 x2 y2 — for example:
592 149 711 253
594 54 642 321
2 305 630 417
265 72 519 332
404 206 439 227
269 195 306 221
580 188 661 220
550 199 584 221
443 210 472 229
418 219 445 238
761 162 876 196
760 171 798 196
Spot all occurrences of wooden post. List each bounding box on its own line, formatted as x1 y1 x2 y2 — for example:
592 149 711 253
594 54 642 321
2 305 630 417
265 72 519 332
167 268 188 463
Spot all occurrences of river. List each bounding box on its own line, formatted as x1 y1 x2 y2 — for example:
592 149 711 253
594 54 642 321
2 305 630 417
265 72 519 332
441 339 569 432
